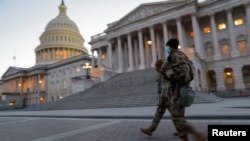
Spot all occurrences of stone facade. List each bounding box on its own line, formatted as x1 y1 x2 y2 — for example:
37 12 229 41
89 0 250 93
0 80 3 99
1 55 94 108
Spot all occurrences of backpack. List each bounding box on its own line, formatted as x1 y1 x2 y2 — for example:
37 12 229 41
185 59 194 83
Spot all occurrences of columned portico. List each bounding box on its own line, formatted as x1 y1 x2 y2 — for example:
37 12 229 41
90 0 250 94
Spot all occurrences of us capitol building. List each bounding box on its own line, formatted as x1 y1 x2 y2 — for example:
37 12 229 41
1 1 92 107
1 0 250 108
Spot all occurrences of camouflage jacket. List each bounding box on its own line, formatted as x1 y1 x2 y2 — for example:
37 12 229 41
160 50 193 100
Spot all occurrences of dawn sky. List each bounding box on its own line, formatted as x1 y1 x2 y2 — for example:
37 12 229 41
0 0 206 78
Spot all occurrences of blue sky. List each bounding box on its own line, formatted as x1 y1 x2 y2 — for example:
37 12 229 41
0 0 205 78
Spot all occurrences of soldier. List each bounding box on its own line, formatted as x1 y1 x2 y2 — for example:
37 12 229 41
140 39 205 141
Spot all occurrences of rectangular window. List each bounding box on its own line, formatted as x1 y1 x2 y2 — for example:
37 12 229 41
237 40 247 55
189 31 194 38
234 18 244 26
206 47 213 60
203 27 211 34
218 23 226 30
221 44 230 57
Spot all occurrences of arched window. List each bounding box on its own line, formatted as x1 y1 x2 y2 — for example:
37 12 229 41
242 65 250 88
207 70 217 91
224 68 235 90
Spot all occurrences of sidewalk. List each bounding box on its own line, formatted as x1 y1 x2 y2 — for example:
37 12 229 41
0 97 250 119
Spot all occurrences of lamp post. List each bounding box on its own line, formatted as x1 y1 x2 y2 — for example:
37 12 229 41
83 62 92 79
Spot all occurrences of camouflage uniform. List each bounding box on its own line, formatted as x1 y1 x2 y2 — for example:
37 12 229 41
148 50 204 141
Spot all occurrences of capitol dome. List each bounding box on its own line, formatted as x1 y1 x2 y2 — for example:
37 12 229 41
35 0 88 65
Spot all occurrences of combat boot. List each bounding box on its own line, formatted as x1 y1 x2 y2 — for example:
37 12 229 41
173 132 179 136
140 128 153 136
180 135 189 141
194 133 205 141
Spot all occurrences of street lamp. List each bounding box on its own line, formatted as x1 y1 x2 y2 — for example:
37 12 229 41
83 62 92 79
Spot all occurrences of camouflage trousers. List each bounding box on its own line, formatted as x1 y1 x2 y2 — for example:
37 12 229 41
149 95 194 138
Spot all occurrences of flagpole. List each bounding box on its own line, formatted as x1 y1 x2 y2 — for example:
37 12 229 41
13 48 16 67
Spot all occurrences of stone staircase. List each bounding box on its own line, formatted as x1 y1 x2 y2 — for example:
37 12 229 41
26 68 222 110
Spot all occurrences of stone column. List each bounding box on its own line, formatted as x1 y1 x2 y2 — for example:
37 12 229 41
108 42 113 68
145 36 150 68
123 42 128 70
191 14 205 59
117 37 123 73
210 13 221 60
91 50 95 68
150 26 157 67
97 48 102 68
162 22 169 46
127 33 134 71
156 32 162 59
138 30 145 69
133 39 139 69
48 49 50 61
37 74 40 104
47 49 50 61
52 48 54 60
245 3 250 50
176 17 184 48
226 9 239 57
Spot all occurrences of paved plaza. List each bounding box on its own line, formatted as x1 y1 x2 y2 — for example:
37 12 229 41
0 97 250 141
0 117 250 141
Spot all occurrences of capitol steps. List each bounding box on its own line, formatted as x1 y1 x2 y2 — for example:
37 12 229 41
26 69 222 111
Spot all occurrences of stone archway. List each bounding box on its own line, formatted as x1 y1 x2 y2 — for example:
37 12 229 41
207 70 217 92
224 68 235 90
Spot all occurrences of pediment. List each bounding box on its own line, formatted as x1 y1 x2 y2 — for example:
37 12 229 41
2 67 25 78
107 0 191 30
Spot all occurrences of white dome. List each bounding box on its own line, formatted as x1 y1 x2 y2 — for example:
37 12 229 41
35 1 89 65
45 1 79 33
45 13 80 33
